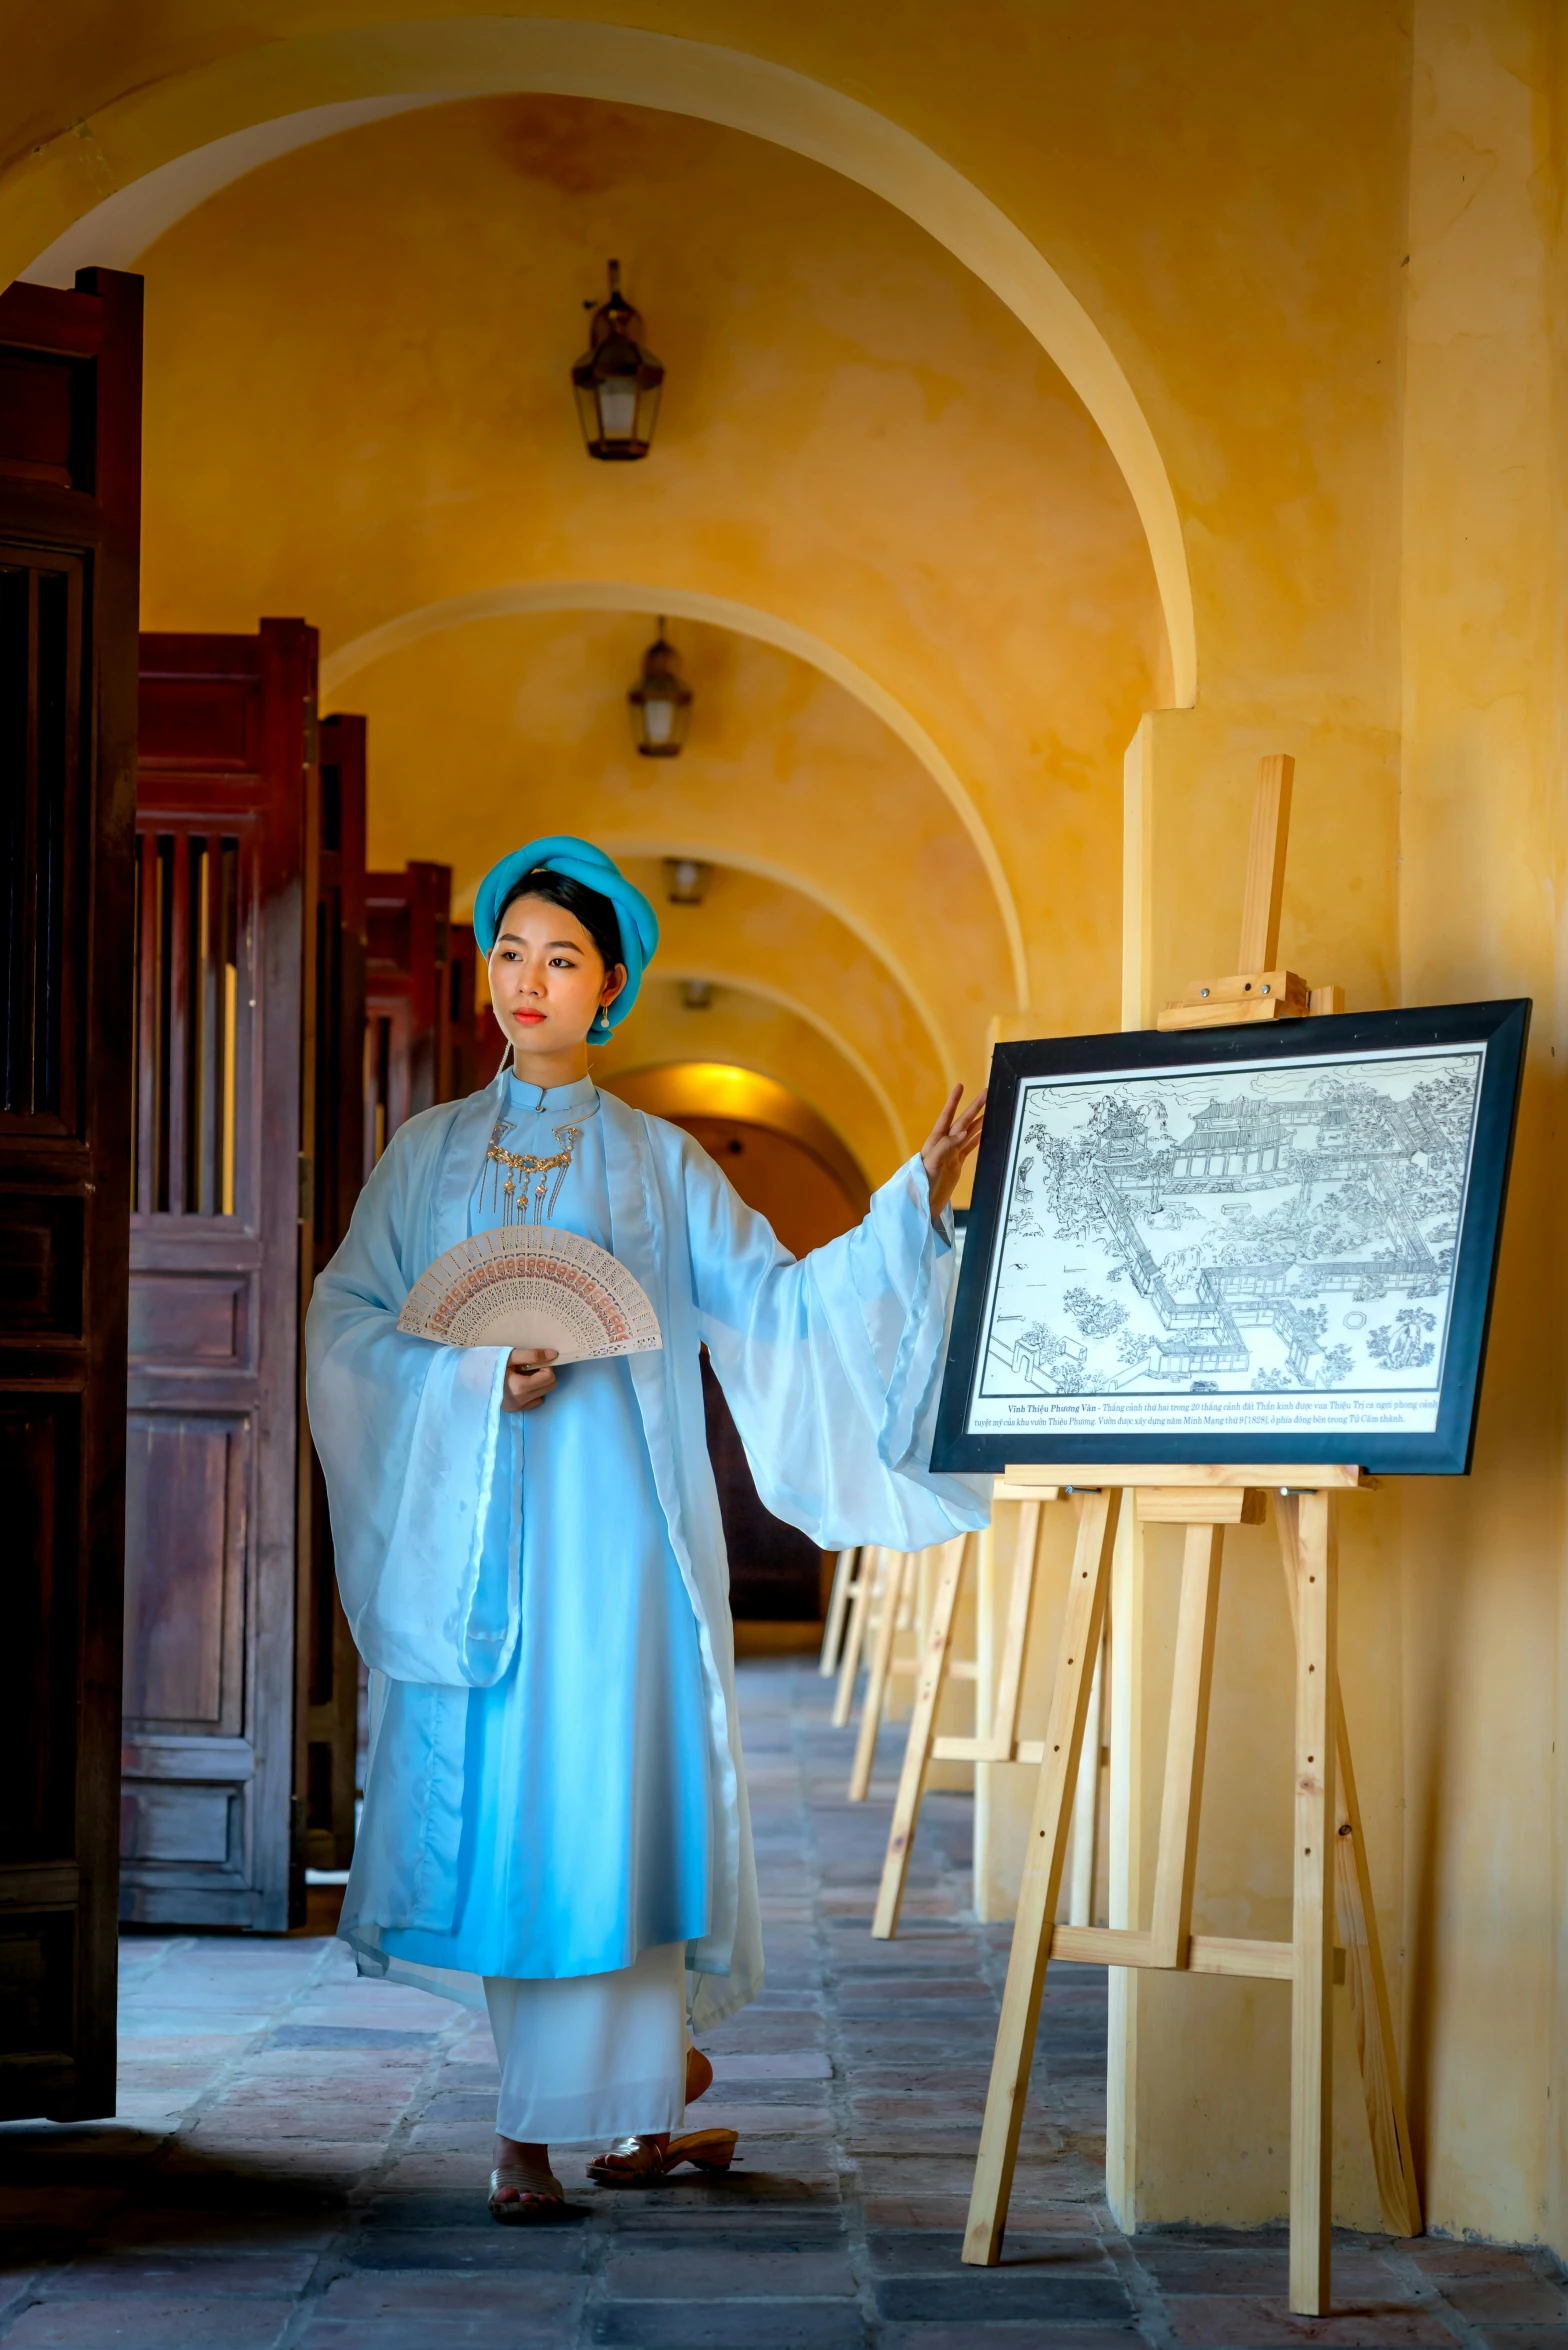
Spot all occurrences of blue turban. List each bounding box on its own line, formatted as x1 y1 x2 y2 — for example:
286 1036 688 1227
472 836 659 1043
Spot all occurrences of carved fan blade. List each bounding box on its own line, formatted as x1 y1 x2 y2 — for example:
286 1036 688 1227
398 1225 662 1363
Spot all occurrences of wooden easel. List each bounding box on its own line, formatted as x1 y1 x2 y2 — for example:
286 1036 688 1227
831 1546 886 1728
961 758 1420 2317
846 1541 978 1802
847 1545 919 1798
871 1495 1070 1937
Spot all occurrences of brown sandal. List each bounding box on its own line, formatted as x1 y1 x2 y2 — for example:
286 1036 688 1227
587 2128 739 2185
666 2128 739 2175
686 2047 714 2103
488 2162 567 2222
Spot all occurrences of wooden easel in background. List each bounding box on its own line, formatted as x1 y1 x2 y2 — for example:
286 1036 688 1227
870 1494 1088 1938
829 1543 983 1801
961 757 1420 2316
819 1547 862 1679
849 1544 931 1801
828 1547 885 1727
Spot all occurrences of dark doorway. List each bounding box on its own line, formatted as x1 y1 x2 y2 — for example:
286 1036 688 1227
680 1111 864 1623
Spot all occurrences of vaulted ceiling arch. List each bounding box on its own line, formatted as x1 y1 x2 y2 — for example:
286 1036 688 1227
593 834 956 1090
10 16 1195 710
649 961 909 1159
323 581 1009 1037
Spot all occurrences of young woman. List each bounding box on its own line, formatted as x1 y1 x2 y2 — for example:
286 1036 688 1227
306 836 988 2221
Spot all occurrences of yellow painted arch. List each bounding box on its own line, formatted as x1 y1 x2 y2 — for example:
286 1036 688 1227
7 16 1197 721
322 577 1027 1013
591 832 957 1091
652 961 910 1160
601 1061 871 1207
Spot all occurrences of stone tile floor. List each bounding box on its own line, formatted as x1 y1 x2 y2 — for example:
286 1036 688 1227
4 1661 1567 2348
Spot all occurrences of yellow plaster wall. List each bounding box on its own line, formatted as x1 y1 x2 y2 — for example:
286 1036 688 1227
1394 0 1567 2244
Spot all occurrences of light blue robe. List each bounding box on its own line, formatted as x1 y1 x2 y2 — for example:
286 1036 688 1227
371 1072 712 1983
305 1067 988 2030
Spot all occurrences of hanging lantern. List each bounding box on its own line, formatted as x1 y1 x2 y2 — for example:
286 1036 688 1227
664 857 710 905
628 624 692 759
573 260 664 461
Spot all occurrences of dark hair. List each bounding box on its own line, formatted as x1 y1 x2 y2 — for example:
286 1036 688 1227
500 868 624 972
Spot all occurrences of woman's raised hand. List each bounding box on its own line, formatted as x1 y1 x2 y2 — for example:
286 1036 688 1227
920 1084 987 1224
502 1347 558 1413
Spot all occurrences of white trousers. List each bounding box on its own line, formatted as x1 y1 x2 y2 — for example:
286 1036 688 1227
484 1941 689 2144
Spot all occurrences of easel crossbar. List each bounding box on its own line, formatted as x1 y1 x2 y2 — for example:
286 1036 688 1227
1003 1463 1371 1489
1049 1925 1346 1984
931 1734 1046 1764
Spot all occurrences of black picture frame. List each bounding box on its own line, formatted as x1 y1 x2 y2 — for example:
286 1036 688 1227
932 1000 1529 1477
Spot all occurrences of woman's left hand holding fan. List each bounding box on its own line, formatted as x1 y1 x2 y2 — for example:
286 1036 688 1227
502 1347 558 1412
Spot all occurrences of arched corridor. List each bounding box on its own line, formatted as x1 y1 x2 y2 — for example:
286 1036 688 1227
5 2 1568 2336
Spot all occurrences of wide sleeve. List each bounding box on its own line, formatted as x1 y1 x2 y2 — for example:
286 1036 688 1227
686 1141 990 1551
304 1128 518 1689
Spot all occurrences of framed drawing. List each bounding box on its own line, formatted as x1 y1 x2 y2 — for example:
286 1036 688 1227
933 1000 1529 1476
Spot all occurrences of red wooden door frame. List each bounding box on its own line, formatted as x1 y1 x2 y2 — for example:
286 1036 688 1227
446 920 482 1103
0 267 142 2120
126 621 318 1931
364 860 453 1167
301 711 366 1872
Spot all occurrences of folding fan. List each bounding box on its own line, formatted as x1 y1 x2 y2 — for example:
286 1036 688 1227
397 1226 662 1363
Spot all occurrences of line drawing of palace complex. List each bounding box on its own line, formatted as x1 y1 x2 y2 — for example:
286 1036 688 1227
985 1060 1476 1399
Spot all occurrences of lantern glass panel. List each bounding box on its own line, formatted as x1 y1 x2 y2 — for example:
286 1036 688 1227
597 375 639 443
632 377 661 447
642 694 676 747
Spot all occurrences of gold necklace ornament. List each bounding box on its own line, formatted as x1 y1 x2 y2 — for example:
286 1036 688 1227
483 1092 599 1226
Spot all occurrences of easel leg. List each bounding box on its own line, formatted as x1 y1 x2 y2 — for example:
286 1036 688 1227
1277 1498 1421 2237
850 1549 912 1800
1332 1714 1422 2235
820 1547 856 1677
1068 1628 1105 1927
1148 1522 1224 1965
873 1535 968 1938
1289 1491 1337 2316
964 1489 1121 2266
991 1501 1044 1755
833 1546 879 1728
1105 1501 1144 2229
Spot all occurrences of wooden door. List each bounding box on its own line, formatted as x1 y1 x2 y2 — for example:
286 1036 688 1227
363 860 452 1169
445 920 481 1101
446 919 506 1098
467 925 507 1093
123 621 318 1931
700 1355 826 1620
475 1011 508 1090
0 269 142 2121
301 713 366 1871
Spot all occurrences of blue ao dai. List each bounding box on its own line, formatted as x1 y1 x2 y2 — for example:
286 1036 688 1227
367 1075 708 2138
